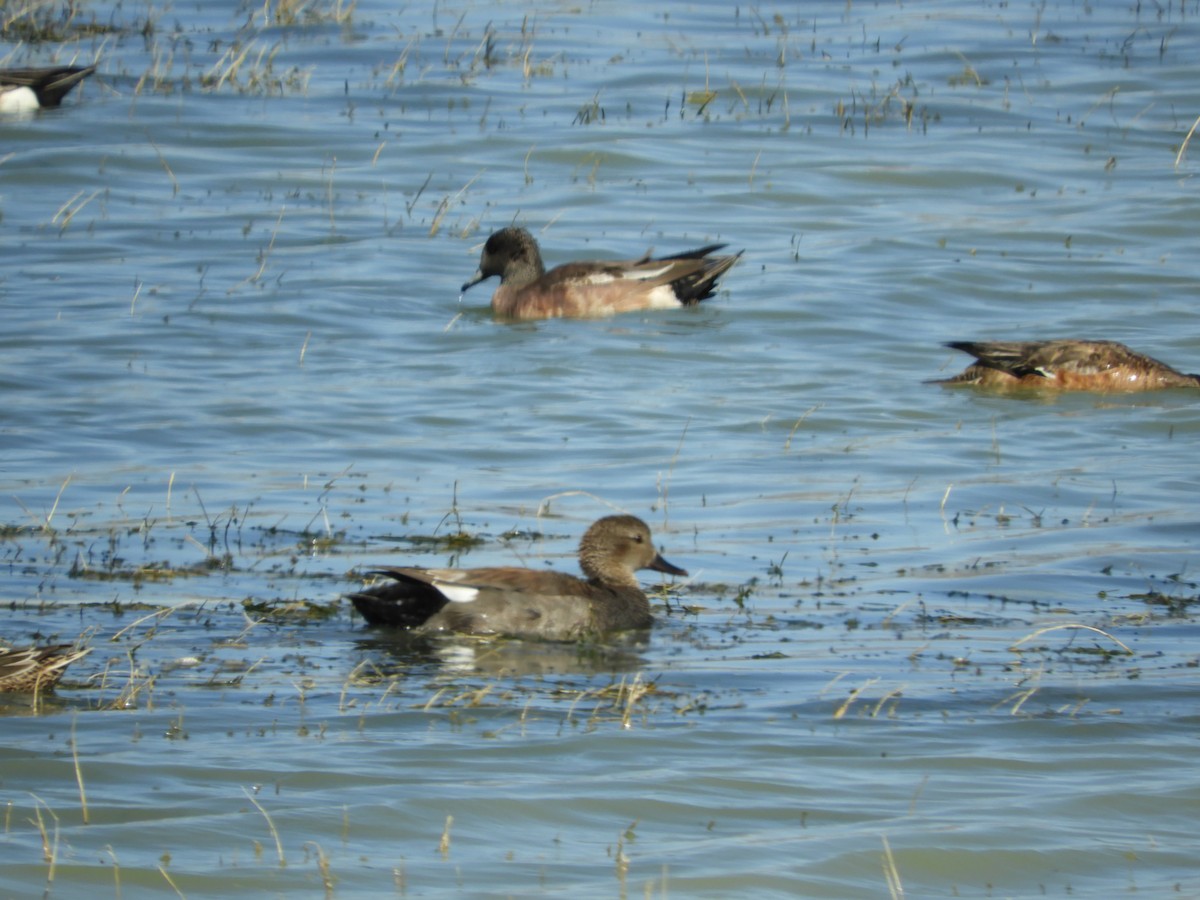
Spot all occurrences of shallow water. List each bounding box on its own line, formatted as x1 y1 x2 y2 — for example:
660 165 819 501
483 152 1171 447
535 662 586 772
2 1 1200 897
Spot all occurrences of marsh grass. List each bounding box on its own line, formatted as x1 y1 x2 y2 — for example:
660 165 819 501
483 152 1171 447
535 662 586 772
200 39 312 96
556 673 661 729
229 207 286 293
338 658 405 712
572 91 604 125
1010 623 1133 658
1 0 142 42
99 650 157 711
3 0 323 99
836 73 931 136
304 840 336 897
261 0 356 28
1128 586 1200 617
11 474 72 534
51 190 101 233
421 682 497 712
403 668 700 732
429 171 484 237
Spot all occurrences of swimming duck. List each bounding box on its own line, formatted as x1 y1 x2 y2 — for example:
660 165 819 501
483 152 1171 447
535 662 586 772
462 226 741 319
348 515 687 640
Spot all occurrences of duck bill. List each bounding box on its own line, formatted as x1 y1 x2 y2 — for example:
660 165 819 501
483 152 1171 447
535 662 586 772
461 269 486 292
648 554 688 578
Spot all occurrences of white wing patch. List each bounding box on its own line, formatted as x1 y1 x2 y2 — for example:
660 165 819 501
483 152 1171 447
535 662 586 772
621 263 674 283
580 264 673 286
433 581 480 604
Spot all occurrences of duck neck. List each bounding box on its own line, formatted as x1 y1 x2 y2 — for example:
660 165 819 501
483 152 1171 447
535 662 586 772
580 555 639 591
504 257 545 290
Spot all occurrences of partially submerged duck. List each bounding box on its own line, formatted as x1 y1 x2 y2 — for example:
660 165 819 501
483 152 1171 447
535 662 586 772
934 340 1200 392
0 644 90 693
0 65 97 113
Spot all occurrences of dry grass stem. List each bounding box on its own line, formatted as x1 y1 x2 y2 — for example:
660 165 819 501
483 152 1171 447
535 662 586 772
207 41 253 91
1079 85 1120 128
657 417 691 527
908 775 929 815
13 472 73 535
832 677 879 719
106 846 122 897
1175 112 1200 168
881 834 905 898
305 841 336 896
158 864 186 898
28 794 59 870
244 787 286 866
405 173 432 218
535 490 615 518
326 157 336 230
783 404 820 452
1010 623 1132 655
110 603 190 642
150 141 179 195
871 688 904 717
53 189 101 232
523 144 536 184
421 684 453 711
429 171 484 237
103 648 156 711
1004 684 1041 716
230 206 287 293
616 674 651 728
71 716 89 825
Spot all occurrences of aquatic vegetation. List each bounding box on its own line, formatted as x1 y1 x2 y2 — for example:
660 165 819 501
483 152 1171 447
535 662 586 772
0 0 147 42
259 0 356 29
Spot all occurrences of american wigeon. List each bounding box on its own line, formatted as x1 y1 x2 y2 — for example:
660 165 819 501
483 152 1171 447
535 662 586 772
0 644 90 693
461 226 742 319
935 340 1200 391
0 65 97 113
348 515 687 640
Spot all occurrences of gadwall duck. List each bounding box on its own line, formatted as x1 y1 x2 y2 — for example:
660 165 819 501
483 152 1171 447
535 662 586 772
462 226 742 319
0 65 97 113
934 340 1200 391
348 515 687 640
0 644 90 692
